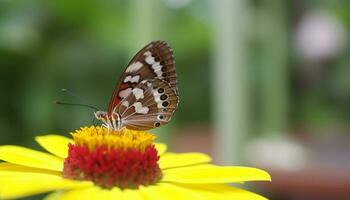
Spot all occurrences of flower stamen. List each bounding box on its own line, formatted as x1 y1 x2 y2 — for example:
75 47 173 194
63 126 162 189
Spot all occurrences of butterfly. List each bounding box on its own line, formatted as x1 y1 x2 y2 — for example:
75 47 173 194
94 41 179 131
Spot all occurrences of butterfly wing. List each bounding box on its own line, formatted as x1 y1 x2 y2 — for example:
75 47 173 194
108 41 177 115
113 79 179 131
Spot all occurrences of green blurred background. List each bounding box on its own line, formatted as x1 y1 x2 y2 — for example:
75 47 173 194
1 0 350 199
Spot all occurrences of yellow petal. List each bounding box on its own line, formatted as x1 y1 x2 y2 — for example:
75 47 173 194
0 162 59 176
0 172 92 199
121 189 143 200
155 143 167 155
193 184 268 200
162 165 271 184
43 191 64 200
159 152 211 169
0 145 63 171
57 187 98 200
158 183 268 200
35 135 74 158
59 187 122 200
140 183 267 200
140 184 201 200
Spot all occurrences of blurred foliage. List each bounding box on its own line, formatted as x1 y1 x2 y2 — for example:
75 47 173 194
290 1 350 130
1 1 350 199
0 0 210 148
0 0 350 149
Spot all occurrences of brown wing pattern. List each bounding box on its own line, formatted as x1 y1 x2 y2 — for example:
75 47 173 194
113 79 179 131
107 41 177 115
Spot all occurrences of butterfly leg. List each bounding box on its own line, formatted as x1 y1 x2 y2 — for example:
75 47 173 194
102 123 108 130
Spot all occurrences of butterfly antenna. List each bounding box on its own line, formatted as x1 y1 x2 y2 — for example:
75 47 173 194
55 101 100 111
59 88 101 111
61 88 88 103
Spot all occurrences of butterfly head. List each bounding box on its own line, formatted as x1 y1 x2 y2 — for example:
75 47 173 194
94 111 108 123
94 110 123 130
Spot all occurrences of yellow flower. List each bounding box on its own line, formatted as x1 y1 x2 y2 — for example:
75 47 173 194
0 126 271 200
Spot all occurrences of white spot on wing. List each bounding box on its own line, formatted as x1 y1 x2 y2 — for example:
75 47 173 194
122 101 129 107
144 51 152 56
119 88 132 98
130 75 140 83
152 89 164 108
144 51 163 77
124 75 140 83
145 56 155 65
126 62 143 72
124 76 131 83
133 88 144 100
133 102 149 114
152 62 163 77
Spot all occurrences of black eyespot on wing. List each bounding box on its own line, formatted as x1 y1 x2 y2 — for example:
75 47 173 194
160 94 168 100
162 101 169 107
158 88 164 93
154 122 161 127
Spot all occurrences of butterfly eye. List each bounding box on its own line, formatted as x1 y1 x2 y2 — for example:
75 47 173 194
158 88 164 93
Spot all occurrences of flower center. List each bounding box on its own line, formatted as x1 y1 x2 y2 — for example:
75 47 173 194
63 126 162 189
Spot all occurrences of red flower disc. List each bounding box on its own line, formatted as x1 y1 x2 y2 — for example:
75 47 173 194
63 143 162 189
